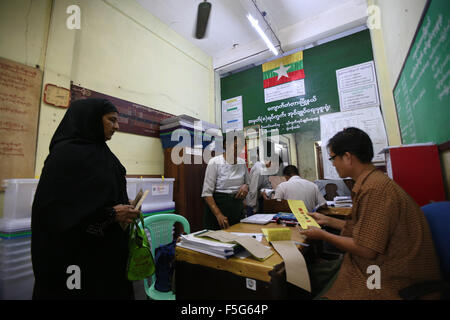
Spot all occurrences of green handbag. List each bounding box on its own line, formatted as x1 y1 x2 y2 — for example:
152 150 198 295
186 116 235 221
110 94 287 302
127 214 155 281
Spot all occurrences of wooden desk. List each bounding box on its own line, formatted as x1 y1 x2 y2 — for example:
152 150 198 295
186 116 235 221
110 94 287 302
175 222 310 300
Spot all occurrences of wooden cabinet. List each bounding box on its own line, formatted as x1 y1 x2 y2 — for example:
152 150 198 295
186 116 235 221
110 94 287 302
164 147 208 232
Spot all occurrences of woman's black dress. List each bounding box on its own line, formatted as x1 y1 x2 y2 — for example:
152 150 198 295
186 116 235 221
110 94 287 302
31 98 134 299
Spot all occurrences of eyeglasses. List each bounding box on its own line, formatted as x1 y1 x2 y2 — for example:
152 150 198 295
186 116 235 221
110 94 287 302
328 155 338 162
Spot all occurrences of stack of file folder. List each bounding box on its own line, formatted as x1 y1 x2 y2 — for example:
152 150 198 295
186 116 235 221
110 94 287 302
177 230 240 259
159 114 221 149
333 196 353 207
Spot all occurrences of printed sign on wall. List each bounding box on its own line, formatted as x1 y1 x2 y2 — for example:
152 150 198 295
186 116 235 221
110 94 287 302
336 61 380 111
0 58 42 188
71 84 174 138
221 95 243 132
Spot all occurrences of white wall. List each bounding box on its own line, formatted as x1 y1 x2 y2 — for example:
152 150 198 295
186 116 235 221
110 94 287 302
375 0 428 86
0 0 215 217
32 0 215 176
0 0 52 68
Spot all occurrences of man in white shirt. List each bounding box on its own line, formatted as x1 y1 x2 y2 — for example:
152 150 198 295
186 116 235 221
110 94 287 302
274 165 326 212
202 134 250 229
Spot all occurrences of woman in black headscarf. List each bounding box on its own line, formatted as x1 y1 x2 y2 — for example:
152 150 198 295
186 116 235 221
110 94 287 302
31 98 140 299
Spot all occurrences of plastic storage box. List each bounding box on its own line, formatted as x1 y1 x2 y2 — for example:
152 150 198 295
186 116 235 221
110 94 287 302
0 218 32 239
0 229 33 300
0 270 34 300
125 178 142 201
125 178 175 214
2 179 39 220
0 237 31 256
139 178 174 212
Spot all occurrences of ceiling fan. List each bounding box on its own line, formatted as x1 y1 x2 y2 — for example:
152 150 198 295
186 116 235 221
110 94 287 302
195 0 212 39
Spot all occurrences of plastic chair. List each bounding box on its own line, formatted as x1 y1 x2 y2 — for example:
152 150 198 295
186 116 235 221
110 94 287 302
141 214 190 300
399 201 450 299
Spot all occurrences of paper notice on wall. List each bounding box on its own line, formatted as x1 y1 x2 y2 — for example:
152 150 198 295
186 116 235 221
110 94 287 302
336 61 380 111
264 79 306 103
0 58 42 191
222 96 243 132
320 106 388 179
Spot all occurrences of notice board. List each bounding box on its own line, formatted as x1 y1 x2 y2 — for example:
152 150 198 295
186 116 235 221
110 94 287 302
220 29 375 137
0 58 43 189
393 0 450 145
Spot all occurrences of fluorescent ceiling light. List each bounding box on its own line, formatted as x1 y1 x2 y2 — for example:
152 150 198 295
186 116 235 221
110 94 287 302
247 14 279 56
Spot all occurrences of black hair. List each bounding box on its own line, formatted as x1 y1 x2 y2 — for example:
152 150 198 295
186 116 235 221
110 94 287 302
327 127 374 163
283 165 299 177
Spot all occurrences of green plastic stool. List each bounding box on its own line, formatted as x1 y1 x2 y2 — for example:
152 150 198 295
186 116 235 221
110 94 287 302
141 214 190 300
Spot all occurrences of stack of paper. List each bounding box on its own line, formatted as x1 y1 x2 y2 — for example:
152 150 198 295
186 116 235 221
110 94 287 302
333 196 353 207
177 230 238 259
199 230 274 261
240 214 274 225
159 114 221 149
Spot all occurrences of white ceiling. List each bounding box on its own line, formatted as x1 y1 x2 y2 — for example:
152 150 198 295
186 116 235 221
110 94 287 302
136 0 369 75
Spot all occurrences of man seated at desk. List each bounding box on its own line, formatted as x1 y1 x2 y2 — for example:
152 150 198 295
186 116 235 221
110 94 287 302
274 165 326 212
201 133 250 230
300 127 442 300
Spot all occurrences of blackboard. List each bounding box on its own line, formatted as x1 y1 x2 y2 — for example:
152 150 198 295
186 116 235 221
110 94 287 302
393 0 450 145
220 29 375 137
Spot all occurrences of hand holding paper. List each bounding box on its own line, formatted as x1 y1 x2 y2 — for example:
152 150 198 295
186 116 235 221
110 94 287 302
297 226 326 240
114 204 140 226
117 189 149 230
132 189 150 211
308 212 329 226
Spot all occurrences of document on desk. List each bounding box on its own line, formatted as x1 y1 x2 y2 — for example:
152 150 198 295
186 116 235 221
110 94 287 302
230 233 264 242
271 240 311 292
230 233 265 259
240 214 274 225
200 230 274 261
177 231 237 259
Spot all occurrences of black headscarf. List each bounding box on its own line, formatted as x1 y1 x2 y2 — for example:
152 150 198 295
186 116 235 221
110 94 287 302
49 98 118 149
31 98 133 299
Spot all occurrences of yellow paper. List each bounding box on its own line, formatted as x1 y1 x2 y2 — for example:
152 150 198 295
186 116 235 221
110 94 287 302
261 228 291 242
287 200 321 229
